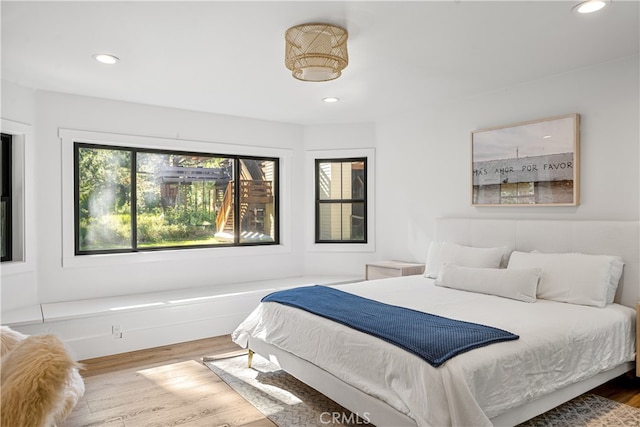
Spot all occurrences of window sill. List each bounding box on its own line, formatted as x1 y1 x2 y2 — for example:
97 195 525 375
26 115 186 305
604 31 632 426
306 242 375 253
1 260 34 276
62 244 291 269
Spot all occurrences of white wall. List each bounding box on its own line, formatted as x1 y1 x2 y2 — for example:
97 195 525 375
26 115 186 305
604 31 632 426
18 53 633 307
374 55 640 264
3 89 308 308
303 123 377 277
1 54 638 355
1 88 376 357
0 82 38 309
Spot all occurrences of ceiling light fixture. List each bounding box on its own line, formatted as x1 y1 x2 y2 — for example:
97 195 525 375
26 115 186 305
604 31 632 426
323 97 340 103
93 53 119 65
573 0 608 14
285 23 348 82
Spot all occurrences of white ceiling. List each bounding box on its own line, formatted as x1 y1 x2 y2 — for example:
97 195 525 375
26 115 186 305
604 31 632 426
2 1 639 125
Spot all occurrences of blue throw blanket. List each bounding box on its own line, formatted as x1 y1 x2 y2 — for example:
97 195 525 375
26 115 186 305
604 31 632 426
262 285 518 367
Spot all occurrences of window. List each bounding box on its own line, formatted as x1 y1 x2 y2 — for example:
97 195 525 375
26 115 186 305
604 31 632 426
1 133 12 262
315 158 367 243
75 142 278 255
500 182 535 204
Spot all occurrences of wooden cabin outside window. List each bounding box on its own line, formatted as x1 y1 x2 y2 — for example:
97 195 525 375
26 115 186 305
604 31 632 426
74 142 278 255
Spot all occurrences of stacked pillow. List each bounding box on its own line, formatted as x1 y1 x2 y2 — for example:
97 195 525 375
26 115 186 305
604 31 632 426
424 242 508 278
426 241 624 307
436 264 542 303
507 251 624 308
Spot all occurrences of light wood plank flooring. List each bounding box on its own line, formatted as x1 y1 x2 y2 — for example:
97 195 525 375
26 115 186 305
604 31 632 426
592 372 640 408
62 335 640 427
61 335 275 427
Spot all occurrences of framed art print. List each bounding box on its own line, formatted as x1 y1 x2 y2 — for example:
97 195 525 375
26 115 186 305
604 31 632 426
472 114 580 206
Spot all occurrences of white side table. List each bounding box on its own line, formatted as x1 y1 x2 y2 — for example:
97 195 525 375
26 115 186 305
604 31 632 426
365 260 425 280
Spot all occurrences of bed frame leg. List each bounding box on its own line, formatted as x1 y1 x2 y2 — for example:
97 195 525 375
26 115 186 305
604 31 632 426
248 349 254 368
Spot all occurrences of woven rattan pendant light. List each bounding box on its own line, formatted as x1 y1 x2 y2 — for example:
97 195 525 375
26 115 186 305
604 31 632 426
285 23 348 82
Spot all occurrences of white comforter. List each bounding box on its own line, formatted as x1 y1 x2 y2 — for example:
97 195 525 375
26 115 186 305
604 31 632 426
232 276 635 426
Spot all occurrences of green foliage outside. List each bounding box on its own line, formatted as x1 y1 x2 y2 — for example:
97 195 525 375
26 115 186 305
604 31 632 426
78 146 228 251
79 213 131 251
79 212 223 251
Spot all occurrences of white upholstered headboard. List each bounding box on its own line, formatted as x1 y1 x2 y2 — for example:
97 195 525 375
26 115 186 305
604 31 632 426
435 219 640 308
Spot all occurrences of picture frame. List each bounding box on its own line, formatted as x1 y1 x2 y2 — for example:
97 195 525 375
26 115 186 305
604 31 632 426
471 114 580 206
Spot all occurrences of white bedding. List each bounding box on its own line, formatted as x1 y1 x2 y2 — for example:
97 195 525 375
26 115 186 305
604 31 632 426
232 275 635 426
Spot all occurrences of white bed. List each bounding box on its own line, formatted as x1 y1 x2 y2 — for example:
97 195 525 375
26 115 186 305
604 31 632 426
232 219 639 426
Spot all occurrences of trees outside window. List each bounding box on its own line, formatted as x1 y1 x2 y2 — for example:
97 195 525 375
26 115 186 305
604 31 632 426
75 143 278 254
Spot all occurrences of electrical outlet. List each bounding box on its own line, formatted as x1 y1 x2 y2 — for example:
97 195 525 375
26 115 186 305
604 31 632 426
112 324 123 339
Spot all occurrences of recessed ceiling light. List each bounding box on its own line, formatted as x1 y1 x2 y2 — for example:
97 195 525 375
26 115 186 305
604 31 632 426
323 97 340 103
573 0 608 14
93 53 119 65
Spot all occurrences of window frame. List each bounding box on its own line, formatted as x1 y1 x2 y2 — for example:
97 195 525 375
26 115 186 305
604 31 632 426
0 119 32 273
61 128 292 269
74 142 280 255
314 157 367 244
305 148 375 253
1 133 12 262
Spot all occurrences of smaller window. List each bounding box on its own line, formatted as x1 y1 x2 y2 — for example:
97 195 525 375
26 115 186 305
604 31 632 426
1 133 12 262
315 158 367 243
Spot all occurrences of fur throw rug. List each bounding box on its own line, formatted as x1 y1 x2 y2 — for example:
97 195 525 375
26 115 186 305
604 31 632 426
1 326 85 427
0 325 27 357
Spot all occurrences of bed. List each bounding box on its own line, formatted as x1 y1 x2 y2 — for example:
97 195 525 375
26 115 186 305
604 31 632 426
232 219 639 426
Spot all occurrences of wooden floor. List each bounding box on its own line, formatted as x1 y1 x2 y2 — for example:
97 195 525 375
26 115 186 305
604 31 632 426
61 335 276 427
61 335 640 427
592 371 640 408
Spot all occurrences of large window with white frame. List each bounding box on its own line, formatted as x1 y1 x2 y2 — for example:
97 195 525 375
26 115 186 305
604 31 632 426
74 142 278 255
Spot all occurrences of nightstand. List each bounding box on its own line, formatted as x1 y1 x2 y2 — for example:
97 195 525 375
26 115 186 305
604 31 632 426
366 260 425 280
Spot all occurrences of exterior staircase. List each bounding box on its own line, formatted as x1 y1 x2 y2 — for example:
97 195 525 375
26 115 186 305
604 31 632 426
215 180 273 236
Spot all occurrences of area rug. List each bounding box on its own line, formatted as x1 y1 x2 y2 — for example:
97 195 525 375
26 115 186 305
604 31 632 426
519 393 640 427
204 354 640 427
203 353 369 426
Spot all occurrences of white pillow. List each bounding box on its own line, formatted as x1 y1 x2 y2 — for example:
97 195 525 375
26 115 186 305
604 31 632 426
606 257 625 304
424 242 506 279
507 251 624 308
435 264 541 302
424 242 445 278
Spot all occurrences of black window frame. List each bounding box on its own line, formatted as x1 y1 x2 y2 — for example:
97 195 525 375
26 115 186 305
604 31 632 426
1 133 12 262
74 142 279 255
314 157 367 244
